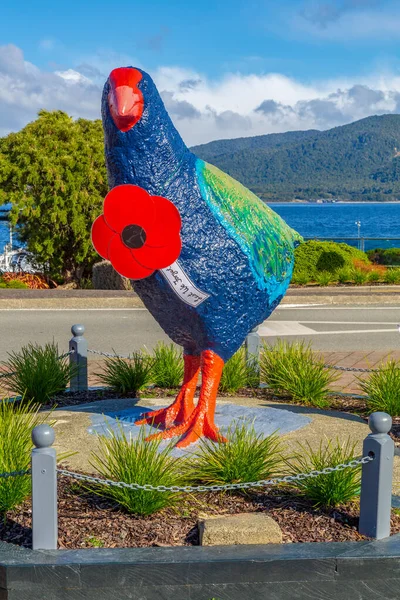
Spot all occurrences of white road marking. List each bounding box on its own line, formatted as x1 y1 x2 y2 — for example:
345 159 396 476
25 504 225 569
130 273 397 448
279 304 324 308
259 321 398 337
278 306 400 310
295 321 400 325
258 322 317 336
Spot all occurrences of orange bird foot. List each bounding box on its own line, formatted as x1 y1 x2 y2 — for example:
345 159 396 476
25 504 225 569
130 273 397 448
145 406 228 448
135 354 200 429
144 349 227 448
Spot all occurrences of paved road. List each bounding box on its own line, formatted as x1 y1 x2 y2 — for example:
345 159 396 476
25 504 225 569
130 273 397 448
0 304 398 360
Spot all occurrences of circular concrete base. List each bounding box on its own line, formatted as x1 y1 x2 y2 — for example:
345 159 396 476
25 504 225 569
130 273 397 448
88 402 311 456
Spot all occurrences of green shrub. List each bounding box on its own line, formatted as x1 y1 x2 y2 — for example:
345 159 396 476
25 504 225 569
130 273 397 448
368 270 381 283
358 360 400 416
151 342 184 388
260 340 339 408
368 248 400 266
384 268 400 284
291 271 310 286
352 269 368 285
96 353 154 394
3 342 76 403
0 400 45 513
187 422 283 490
90 424 185 515
294 240 369 281
315 271 332 286
0 279 28 289
316 250 345 273
337 268 352 284
287 438 361 508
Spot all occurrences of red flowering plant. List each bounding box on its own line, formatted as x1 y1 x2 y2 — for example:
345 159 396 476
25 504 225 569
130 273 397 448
91 185 182 279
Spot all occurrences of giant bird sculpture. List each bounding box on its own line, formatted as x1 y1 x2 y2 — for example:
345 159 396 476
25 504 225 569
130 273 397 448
92 67 301 448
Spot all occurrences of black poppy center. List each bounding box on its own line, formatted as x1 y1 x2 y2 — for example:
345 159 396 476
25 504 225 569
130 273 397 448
121 224 147 249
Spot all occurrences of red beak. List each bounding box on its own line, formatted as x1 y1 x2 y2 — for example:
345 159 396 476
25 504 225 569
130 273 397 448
108 68 144 132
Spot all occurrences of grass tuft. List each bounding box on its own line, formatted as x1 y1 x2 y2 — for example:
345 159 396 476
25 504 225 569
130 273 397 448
0 400 46 513
384 268 400 284
337 268 352 284
186 421 283 491
291 271 309 286
151 343 184 388
287 438 361 508
315 271 332 286
3 342 75 403
90 424 185 515
220 347 260 392
260 340 339 408
352 269 368 285
358 359 400 416
96 353 153 395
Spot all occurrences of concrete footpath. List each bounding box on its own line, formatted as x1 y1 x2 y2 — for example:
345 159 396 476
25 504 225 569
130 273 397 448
0 284 397 309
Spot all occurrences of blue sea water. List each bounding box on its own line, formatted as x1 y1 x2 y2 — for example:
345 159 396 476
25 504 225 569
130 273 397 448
0 202 399 254
268 202 400 251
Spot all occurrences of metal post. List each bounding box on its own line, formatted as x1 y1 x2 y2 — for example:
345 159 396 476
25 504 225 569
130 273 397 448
31 424 57 550
359 411 394 540
245 327 260 367
69 324 88 391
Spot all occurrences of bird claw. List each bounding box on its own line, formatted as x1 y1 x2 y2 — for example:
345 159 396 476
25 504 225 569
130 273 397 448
145 409 227 448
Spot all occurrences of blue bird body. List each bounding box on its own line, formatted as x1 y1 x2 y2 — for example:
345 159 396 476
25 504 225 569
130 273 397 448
101 68 301 362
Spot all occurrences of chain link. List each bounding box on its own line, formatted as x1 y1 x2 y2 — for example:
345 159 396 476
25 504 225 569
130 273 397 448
88 348 131 359
325 364 378 373
58 350 75 360
0 469 30 479
57 455 372 494
0 370 16 379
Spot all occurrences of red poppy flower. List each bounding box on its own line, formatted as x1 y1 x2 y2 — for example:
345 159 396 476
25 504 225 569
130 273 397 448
91 185 182 280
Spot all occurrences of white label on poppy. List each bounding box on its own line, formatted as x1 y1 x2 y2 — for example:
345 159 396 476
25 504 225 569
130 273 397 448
160 261 210 308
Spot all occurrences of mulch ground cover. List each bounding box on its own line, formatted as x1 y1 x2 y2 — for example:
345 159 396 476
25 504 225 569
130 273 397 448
3 476 400 549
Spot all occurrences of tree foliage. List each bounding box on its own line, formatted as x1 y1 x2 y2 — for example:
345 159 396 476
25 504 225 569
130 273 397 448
193 114 400 202
0 110 107 281
293 241 368 280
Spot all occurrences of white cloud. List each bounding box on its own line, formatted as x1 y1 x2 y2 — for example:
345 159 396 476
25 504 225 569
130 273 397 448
292 0 400 40
1 43 400 146
39 39 55 51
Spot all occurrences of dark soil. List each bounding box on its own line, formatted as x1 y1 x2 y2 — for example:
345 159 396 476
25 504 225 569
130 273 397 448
3 476 400 549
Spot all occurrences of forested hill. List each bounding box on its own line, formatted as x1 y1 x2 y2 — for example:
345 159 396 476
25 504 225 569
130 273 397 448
191 115 400 202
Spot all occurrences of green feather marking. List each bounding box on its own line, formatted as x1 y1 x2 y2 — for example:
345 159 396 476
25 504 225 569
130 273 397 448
196 160 302 291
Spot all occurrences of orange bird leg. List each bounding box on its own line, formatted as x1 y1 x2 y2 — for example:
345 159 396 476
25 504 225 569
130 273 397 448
146 350 228 448
135 354 200 429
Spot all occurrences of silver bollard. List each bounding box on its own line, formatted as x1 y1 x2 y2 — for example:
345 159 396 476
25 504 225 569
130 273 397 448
359 411 394 540
245 327 260 367
69 324 88 391
31 424 57 550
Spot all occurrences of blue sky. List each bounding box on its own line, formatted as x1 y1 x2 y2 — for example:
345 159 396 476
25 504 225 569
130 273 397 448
1 0 400 144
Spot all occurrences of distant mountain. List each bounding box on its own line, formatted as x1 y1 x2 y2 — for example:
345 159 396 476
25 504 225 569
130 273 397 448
191 115 400 202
